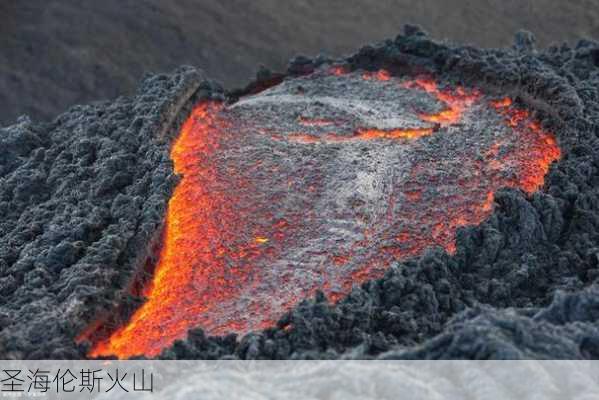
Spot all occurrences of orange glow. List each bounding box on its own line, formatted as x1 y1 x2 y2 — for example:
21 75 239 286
405 190 423 202
482 191 495 212
329 65 348 76
84 102 281 358
490 97 513 108
362 69 392 81
353 127 433 140
403 78 480 126
287 127 434 144
287 75 480 144
81 70 561 359
491 97 562 193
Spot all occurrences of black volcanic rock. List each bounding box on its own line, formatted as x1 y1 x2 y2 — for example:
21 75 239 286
0 66 223 358
2 29 599 360
160 31 599 360
385 286 599 359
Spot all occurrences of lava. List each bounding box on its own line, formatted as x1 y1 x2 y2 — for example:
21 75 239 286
491 97 561 193
363 69 391 81
329 65 348 76
82 68 561 359
402 78 480 126
287 127 434 144
85 102 282 358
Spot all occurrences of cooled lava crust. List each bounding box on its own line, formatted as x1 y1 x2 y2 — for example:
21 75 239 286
84 68 561 358
2 27 599 359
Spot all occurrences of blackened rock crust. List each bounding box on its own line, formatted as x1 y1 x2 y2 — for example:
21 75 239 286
164 29 599 360
3 28 599 360
0 66 223 358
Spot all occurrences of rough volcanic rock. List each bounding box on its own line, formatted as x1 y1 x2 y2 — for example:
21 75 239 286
0 66 224 358
161 28 599 360
2 27 599 360
385 286 599 359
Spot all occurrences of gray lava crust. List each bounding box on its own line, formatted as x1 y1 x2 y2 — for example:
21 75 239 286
2 26 599 359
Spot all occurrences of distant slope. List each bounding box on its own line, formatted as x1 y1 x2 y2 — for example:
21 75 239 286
1 0 598 125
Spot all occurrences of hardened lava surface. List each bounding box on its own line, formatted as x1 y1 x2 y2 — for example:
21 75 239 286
86 67 560 358
3 28 599 360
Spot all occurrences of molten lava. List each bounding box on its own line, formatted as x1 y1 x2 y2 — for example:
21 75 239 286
82 68 561 359
402 78 479 126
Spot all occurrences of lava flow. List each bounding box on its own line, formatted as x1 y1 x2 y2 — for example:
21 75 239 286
81 68 561 359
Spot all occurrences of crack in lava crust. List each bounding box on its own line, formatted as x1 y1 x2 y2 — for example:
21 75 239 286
85 68 561 359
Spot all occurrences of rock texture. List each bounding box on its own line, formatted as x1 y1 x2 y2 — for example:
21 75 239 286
0 66 224 358
2 27 599 359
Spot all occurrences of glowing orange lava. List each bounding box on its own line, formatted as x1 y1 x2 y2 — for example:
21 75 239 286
402 78 480 125
490 97 561 193
286 75 476 144
82 69 561 359
84 102 281 358
329 65 348 76
287 127 434 144
363 69 391 81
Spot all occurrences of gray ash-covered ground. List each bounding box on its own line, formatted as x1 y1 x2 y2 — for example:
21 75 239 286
2 27 599 359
